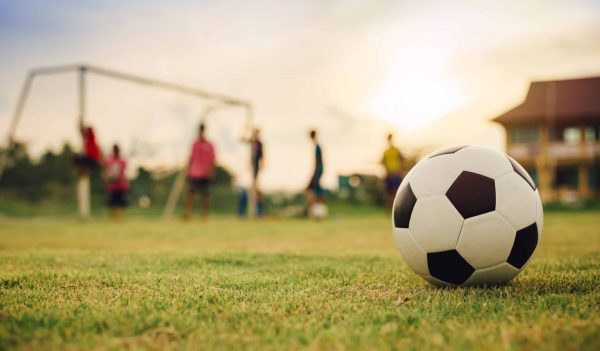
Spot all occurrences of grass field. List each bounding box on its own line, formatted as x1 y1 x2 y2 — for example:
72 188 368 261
0 212 598 350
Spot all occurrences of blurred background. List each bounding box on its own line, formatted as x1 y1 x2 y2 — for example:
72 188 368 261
1 0 599 217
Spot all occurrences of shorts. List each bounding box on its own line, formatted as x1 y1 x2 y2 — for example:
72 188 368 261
385 175 403 194
107 190 128 208
73 155 99 169
188 177 211 195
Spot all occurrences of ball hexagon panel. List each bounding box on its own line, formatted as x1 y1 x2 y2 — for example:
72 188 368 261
463 262 520 286
495 172 538 230
410 154 463 198
456 212 516 269
535 190 544 237
409 195 464 252
393 183 417 229
446 171 496 219
507 156 536 190
393 228 429 276
454 146 513 179
507 223 539 269
427 250 475 285
426 145 467 158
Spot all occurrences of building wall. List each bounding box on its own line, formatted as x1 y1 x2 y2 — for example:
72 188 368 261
505 119 600 202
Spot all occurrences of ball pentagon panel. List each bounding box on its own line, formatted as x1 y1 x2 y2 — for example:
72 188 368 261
446 171 496 219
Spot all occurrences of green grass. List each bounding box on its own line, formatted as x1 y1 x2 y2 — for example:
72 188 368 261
0 213 598 350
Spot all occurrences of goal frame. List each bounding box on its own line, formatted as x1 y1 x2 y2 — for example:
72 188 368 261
0 63 256 218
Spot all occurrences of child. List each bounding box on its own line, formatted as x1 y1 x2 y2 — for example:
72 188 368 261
306 129 325 212
104 144 129 220
382 133 405 208
73 123 102 218
184 123 216 220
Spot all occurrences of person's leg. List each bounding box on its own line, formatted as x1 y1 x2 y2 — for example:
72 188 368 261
306 172 318 212
385 176 401 210
107 195 118 220
385 191 394 211
115 208 124 221
200 193 211 221
116 191 126 221
306 188 316 210
184 189 195 220
384 177 392 209
314 173 324 204
248 169 258 219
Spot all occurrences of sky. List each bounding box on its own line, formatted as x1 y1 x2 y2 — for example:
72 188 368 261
1 0 600 190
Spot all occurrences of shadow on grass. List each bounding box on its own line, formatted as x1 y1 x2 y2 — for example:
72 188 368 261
421 276 597 296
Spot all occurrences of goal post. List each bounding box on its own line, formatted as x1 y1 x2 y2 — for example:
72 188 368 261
161 103 256 220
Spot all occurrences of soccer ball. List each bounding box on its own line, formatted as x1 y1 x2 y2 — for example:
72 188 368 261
137 195 152 209
309 202 329 219
392 145 543 286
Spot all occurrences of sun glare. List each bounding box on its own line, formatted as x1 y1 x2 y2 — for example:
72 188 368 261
370 46 467 131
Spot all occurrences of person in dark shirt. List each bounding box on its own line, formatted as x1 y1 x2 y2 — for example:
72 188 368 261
239 127 265 218
250 128 264 181
306 129 324 211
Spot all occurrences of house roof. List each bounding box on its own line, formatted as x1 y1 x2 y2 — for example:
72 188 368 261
494 77 600 125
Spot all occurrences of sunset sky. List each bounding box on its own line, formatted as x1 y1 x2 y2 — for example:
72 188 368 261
1 0 599 190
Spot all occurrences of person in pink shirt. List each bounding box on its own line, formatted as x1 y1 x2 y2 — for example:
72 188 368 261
184 123 216 220
103 144 129 220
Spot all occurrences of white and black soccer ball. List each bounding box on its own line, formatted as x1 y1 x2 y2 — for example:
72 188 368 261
309 202 329 219
392 145 543 286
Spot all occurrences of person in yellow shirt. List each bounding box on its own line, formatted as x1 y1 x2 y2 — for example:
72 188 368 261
382 133 405 208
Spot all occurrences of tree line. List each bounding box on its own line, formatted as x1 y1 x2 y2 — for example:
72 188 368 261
0 142 236 212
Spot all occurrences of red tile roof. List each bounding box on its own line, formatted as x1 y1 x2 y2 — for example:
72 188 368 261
494 77 600 125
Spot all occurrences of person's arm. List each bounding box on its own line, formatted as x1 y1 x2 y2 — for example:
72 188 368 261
209 144 217 179
398 149 406 174
122 160 129 186
398 149 405 163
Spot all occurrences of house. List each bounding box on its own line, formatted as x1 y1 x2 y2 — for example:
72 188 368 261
494 77 600 202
